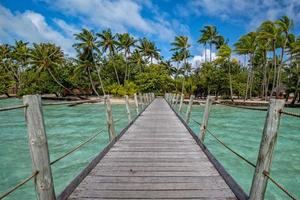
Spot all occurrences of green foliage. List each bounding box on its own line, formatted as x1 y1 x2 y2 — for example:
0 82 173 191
135 64 174 93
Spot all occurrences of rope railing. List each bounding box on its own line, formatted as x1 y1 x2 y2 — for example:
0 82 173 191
216 102 268 111
42 98 103 106
206 128 256 168
50 128 105 165
0 171 39 199
0 104 27 112
280 110 300 119
191 117 201 126
263 171 297 200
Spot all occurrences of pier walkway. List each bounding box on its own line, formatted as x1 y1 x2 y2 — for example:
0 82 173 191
68 98 237 199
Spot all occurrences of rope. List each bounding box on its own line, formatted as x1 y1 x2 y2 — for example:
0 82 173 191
42 98 103 106
114 118 122 124
50 128 105 165
0 171 38 199
216 102 268 111
0 105 27 112
263 171 297 200
206 128 256 168
191 117 202 126
280 110 300 119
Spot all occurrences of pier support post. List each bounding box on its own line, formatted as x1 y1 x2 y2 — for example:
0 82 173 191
139 93 144 109
179 93 184 112
134 93 139 115
105 95 116 141
200 96 213 142
249 98 285 200
185 95 195 124
23 95 56 200
124 95 131 123
174 94 180 109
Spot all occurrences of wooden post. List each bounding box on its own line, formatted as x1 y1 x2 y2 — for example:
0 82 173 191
199 96 213 142
139 93 144 109
23 95 56 200
171 93 176 106
104 95 116 141
185 95 195 123
249 98 285 200
179 93 184 112
134 93 139 115
174 94 180 108
124 95 131 123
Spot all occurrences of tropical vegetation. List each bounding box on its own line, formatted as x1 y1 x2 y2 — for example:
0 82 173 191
0 16 300 104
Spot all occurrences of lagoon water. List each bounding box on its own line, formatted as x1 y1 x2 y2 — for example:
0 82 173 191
0 98 299 199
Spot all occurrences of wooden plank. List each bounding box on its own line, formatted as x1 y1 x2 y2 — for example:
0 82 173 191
67 98 238 200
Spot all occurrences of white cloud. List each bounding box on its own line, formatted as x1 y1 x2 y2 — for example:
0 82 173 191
43 0 180 41
191 49 216 68
0 5 75 55
179 0 300 30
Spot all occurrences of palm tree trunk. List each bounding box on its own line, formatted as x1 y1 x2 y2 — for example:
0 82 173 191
272 42 277 90
110 53 120 85
87 67 100 97
228 62 234 102
209 43 212 62
124 51 128 84
96 65 106 95
276 39 287 87
47 68 84 98
263 52 268 100
204 44 207 62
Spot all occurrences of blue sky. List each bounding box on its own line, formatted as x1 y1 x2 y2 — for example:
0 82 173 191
1 0 300 64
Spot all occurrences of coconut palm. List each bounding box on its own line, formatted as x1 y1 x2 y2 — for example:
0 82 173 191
73 29 102 96
171 36 191 94
198 29 209 62
29 43 76 96
258 21 281 90
97 29 120 85
137 38 160 64
275 16 294 87
234 32 257 100
217 44 233 101
201 26 218 62
117 33 136 82
129 49 145 73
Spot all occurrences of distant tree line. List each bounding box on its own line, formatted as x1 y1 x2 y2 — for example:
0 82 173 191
0 16 299 104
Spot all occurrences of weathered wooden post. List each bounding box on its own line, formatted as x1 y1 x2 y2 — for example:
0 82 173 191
172 93 176 106
134 93 139 115
124 95 131 123
174 94 180 108
23 95 56 200
199 96 213 142
139 93 144 109
249 98 285 200
104 95 116 141
185 95 195 123
178 93 184 112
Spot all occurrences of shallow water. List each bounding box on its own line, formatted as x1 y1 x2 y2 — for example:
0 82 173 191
178 103 300 199
0 98 299 199
0 98 138 199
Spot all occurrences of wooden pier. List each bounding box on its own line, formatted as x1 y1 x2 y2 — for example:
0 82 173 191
66 98 238 199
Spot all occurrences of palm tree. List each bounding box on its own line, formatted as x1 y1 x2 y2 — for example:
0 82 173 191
137 38 160 64
29 43 76 96
258 21 280 90
217 44 233 101
129 49 145 73
275 16 293 87
198 28 209 62
73 29 102 96
171 36 191 94
117 33 136 83
97 29 120 85
201 26 218 62
234 32 257 100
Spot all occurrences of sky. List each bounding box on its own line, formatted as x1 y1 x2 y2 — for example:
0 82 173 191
1 0 300 65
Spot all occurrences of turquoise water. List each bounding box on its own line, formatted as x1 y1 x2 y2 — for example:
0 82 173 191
0 98 138 199
179 103 300 199
0 98 299 199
